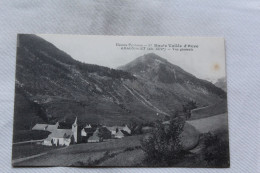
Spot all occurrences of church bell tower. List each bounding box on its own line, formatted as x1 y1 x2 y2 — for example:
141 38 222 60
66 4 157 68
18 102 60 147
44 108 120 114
72 117 78 143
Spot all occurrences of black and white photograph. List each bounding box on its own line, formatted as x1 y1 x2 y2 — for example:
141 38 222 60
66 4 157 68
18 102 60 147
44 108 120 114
12 34 229 167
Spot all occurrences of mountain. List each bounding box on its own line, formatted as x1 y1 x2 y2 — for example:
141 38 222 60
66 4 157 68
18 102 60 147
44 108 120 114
214 77 227 92
119 53 226 107
119 53 209 84
13 35 226 133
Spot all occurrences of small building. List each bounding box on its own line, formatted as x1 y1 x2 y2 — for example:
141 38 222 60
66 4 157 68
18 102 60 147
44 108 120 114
85 124 92 128
87 134 102 143
80 126 97 142
81 127 96 137
105 126 117 135
99 127 112 139
105 125 131 137
114 130 126 139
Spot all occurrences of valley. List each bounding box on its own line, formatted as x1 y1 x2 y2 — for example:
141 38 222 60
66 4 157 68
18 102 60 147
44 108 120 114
12 34 228 167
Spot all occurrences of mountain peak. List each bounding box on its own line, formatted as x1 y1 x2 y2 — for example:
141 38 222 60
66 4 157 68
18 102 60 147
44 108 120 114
118 53 168 72
138 53 168 63
119 53 182 84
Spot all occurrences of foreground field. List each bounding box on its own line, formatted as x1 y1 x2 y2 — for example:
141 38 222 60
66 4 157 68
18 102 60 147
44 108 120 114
14 135 144 167
98 149 145 166
13 113 229 167
190 100 227 120
12 143 62 161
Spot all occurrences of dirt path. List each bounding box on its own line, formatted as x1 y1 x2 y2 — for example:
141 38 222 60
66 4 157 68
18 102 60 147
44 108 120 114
12 152 48 164
13 139 43 145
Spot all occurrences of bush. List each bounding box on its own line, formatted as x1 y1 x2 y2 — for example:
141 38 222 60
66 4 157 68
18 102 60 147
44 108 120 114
141 117 186 166
124 147 135 152
203 132 230 167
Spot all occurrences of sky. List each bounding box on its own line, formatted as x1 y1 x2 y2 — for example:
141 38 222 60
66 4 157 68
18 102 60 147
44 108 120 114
39 34 226 82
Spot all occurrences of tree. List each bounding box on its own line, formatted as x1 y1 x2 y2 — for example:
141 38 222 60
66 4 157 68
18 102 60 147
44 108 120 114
128 120 138 133
163 115 170 121
182 100 197 119
141 117 186 166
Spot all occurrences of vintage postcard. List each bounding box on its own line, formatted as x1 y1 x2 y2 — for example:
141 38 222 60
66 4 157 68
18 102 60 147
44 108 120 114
12 34 229 167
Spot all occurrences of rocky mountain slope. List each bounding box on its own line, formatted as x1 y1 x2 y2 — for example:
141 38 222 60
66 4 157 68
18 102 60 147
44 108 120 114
214 77 227 92
119 53 226 114
13 35 226 132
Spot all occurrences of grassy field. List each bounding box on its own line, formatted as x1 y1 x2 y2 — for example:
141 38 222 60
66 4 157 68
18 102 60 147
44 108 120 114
98 149 145 166
190 100 227 120
13 122 202 167
187 113 228 134
14 135 144 167
13 113 228 167
13 130 51 143
12 143 63 160
13 123 201 167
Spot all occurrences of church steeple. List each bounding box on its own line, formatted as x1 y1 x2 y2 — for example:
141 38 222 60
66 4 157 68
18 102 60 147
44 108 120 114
73 117 77 125
72 117 78 143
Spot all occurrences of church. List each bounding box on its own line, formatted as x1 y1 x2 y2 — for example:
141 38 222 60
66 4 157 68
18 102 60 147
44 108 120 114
32 117 78 147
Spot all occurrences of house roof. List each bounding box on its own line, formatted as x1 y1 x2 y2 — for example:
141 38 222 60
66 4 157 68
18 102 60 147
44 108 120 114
46 124 58 132
85 124 92 128
32 123 59 132
49 129 73 138
120 130 130 136
123 125 131 131
32 124 48 130
115 130 124 137
88 134 101 140
93 128 101 135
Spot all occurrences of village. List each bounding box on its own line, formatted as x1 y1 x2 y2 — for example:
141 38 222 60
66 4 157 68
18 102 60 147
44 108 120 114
31 117 132 147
